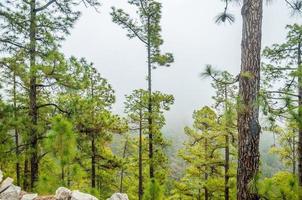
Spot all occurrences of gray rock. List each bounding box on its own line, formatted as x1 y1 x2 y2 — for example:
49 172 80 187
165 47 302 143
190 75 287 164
71 190 98 200
55 187 72 200
21 193 38 200
0 184 21 200
107 193 129 200
0 177 13 193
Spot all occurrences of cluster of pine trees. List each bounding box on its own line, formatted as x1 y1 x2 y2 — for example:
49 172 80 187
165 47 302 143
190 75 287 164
1 0 302 200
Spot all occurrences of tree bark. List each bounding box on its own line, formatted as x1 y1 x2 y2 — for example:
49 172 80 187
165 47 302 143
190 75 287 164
29 0 39 191
224 85 230 200
237 0 263 199
147 16 154 181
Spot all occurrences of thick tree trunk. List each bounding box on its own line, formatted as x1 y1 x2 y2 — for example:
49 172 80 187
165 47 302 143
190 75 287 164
139 109 143 200
237 0 263 200
29 0 38 191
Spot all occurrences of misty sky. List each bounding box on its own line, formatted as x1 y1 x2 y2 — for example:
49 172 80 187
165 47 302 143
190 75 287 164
62 0 300 136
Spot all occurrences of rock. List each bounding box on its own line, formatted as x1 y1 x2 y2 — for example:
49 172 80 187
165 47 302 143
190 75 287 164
0 177 14 193
21 193 38 200
0 184 21 200
107 193 129 200
55 187 72 200
71 190 98 200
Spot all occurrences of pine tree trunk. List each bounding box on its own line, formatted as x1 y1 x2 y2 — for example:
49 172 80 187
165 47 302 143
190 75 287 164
237 0 263 199
224 86 229 200
225 134 230 200
13 69 20 186
297 41 302 200
29 0 39 191
139 109 143 200
147 16 154 181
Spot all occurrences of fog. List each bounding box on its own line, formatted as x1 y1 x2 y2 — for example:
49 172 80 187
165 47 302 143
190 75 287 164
62 0 299 137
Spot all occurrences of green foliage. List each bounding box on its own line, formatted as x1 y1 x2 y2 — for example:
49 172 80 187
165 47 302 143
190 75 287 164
258 172 299 200
143 179 164 200
47 115 76 168
111 0 174 68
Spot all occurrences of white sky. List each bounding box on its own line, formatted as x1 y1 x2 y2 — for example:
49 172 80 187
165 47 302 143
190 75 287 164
62 0 300 136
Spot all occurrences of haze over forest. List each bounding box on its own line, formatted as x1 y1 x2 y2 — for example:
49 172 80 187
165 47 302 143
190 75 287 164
62 0 299 134
1 0 302 200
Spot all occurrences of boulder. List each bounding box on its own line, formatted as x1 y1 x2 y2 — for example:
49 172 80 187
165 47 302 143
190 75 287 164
55 187 72 200
71 190 98 200
107 193 129 200
0 177 14 193
21 193 38 200
0 184 21 200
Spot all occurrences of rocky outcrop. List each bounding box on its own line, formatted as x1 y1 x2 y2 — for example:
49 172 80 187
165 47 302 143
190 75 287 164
21 193 38 200
107 193 129 200
0 183 21 200
71 191 98 200
55 187 72 200
0 170 129 200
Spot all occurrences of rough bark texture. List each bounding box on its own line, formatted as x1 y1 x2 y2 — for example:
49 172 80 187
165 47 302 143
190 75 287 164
237 0 263 200
29 0 39 190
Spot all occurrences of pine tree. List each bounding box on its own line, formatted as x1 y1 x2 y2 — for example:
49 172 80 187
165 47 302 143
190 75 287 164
269 121 298 175
124 89 174 199
261 24 302 197
179 106 226 200
111 1 174 183
0 0 101 190
46 115 77 186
